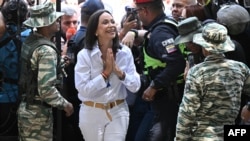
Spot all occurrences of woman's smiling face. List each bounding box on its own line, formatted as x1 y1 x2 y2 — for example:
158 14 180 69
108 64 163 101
95 12 117 41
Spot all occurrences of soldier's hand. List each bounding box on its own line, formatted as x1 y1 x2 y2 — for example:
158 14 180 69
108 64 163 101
142 86 157 101
241 105 250 123
64 102 74 117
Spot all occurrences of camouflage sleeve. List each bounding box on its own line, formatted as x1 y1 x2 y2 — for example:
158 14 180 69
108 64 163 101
31 45 69 109
242 64 250 96
175 68 201 140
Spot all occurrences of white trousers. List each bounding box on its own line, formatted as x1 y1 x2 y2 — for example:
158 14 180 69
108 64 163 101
79 102 129 141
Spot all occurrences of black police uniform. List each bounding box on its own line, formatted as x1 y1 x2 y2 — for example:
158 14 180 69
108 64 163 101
142 13 186 141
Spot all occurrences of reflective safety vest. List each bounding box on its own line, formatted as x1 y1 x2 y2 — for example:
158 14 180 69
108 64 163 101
143 18 185 84
143 47 166 75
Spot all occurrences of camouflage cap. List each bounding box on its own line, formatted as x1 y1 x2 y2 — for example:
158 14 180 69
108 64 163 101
23 2 64 28
174 17 203 45
193 22 235 54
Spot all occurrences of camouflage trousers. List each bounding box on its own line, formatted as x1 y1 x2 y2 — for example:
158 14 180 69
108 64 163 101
17 102 53 141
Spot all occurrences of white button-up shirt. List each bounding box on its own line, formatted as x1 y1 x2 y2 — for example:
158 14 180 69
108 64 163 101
75 43 141 103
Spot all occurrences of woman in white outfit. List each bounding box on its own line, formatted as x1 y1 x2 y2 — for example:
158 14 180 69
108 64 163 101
75 9 141 141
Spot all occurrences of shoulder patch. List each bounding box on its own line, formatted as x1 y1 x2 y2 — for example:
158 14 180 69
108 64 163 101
162 38 177 53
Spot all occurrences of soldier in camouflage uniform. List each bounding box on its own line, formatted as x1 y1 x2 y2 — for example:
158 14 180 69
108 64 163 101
175 22 250 141
17 2 74 141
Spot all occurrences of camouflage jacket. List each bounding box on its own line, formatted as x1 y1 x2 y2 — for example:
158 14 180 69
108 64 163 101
19 32 69 109
176 54 250 141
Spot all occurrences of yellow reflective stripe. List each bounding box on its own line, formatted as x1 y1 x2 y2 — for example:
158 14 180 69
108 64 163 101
143 47 166 69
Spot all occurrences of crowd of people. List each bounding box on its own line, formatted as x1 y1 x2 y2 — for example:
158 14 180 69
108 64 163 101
0 0 250 141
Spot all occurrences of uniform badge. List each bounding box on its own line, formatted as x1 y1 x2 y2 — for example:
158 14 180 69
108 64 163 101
162 38 177 53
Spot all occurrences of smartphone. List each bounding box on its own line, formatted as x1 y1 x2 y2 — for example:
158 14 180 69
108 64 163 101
127 12 136 22
125 6 136 22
